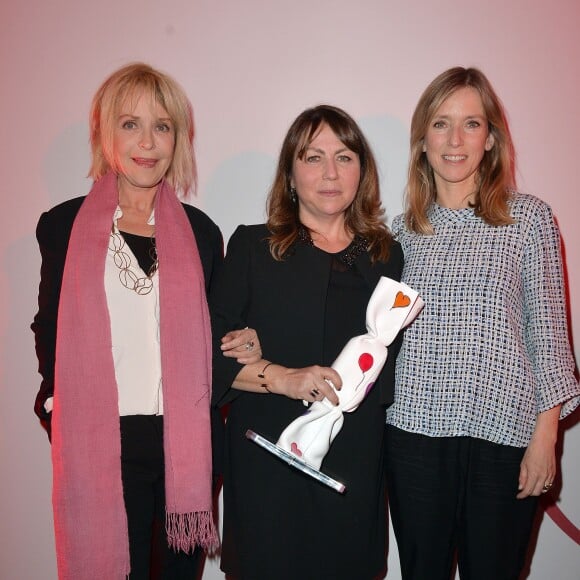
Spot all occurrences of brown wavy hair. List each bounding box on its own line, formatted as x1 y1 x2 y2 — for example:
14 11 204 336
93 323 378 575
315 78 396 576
406 67 516 234
88 62 196 196
266 105 392 261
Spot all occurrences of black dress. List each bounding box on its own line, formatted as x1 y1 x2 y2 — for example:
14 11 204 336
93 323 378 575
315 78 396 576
210 224 403 580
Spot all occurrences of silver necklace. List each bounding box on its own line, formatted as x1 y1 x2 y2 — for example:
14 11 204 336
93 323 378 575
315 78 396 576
108 227 158 295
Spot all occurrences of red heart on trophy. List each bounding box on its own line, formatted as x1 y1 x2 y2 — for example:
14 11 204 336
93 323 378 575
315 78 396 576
392 291 411 309
290 442 303 457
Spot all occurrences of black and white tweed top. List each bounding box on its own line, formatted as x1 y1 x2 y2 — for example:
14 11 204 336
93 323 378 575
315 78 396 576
387 192 579 447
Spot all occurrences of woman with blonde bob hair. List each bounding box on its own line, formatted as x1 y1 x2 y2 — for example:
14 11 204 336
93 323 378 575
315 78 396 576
386 67 579 579
32 63 260 579
89 62 196 196
210 104 404 579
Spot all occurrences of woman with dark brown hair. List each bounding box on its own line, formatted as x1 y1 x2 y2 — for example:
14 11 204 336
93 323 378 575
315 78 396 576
211 104 403 579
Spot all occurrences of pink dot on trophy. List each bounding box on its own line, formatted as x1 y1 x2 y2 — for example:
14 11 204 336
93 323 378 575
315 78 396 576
358 353 373 373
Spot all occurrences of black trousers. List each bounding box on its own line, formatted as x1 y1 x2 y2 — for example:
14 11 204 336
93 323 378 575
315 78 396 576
385 425 538 580
120 415 203 580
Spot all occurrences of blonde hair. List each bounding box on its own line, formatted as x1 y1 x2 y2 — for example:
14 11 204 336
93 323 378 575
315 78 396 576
267 105 393 262
88 62 196 196
406 67 515 234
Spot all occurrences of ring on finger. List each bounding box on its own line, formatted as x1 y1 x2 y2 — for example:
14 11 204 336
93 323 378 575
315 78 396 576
310 388 320 398
245 341 255 351
542 482 553 493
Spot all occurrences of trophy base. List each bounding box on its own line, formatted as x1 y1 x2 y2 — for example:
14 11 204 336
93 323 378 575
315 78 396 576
245 429 346 494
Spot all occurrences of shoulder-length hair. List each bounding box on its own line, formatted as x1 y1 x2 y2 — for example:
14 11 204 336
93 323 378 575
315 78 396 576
406 67 516 234
267 104 393 262
88 62 196 196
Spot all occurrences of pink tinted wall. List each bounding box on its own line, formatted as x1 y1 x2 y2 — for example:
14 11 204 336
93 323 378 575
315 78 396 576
1 1 578 578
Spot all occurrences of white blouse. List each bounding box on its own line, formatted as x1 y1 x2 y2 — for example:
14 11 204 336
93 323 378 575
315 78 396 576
104 206 163 416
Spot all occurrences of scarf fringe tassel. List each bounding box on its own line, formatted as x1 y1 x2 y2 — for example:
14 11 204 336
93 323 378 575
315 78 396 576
166 510 220 554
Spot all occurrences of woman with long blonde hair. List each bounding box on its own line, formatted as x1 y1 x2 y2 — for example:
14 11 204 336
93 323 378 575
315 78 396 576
386 67 579 579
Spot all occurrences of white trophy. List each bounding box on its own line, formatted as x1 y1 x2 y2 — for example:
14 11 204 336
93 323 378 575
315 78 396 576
246 276 424 493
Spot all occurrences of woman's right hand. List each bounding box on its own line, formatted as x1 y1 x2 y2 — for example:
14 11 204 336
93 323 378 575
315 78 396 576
221 328 262 365
269 365 342 406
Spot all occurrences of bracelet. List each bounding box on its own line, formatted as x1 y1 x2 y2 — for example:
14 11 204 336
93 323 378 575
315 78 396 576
258 362 274 393
257 362 273 379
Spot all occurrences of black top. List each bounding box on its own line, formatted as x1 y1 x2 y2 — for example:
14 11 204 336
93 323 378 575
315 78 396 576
210 224 404 579
119 231 156 275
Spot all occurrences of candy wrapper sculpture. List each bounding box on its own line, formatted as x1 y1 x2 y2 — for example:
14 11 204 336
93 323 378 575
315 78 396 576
246 276 424 493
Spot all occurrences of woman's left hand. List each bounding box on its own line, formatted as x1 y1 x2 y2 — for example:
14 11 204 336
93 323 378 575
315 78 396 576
517 406 559 498
517 437 556 498
221 328 262 364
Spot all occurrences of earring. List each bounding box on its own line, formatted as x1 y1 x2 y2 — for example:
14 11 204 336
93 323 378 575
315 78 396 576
290 187 297 203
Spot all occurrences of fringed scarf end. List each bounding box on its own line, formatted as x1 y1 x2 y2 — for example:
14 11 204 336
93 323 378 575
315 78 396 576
166 510 220 555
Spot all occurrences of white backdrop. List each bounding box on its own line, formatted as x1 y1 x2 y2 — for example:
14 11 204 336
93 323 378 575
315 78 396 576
1 1 578 578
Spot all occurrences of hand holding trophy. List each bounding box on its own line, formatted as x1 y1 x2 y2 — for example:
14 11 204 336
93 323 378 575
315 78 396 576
247 276 424 492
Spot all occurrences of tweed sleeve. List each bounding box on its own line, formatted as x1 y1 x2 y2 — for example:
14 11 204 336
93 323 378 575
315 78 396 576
521 200 579 418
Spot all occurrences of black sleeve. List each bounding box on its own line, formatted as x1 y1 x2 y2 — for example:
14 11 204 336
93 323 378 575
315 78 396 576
204 222 224 293
31 199 83 439
182 204 224 294
209 225 255 407
391 242 404 282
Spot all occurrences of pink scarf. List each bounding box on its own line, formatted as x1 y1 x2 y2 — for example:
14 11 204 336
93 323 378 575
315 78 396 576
52 171 218 579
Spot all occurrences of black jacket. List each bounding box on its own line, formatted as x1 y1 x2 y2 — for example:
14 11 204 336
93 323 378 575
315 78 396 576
211 224 405 408
31 196 224 445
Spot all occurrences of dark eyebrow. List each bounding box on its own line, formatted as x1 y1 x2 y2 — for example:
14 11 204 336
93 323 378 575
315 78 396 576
306 146 350 154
